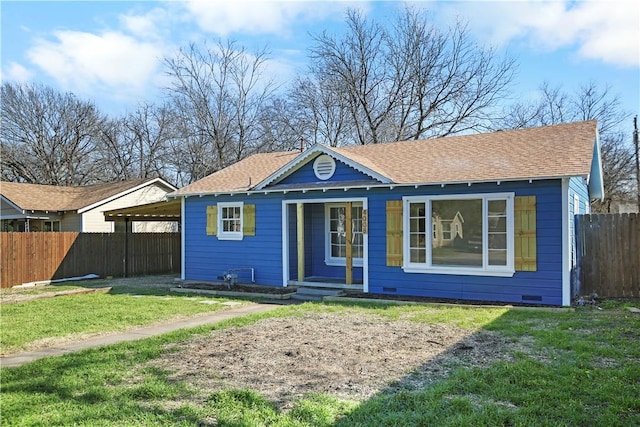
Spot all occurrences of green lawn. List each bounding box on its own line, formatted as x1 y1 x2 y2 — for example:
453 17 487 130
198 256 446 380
0 282 237 354
1 298 639 426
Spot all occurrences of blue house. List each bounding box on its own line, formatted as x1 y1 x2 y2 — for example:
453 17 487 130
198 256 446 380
171 120 603 306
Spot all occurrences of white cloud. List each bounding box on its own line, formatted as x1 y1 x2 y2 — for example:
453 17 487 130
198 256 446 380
26 30 163 96
1 62 34 82
119 7 169 40
439 0 639 68
181 0 355 37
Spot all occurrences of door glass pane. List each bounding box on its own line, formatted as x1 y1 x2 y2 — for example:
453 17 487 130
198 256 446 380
328 204 363 260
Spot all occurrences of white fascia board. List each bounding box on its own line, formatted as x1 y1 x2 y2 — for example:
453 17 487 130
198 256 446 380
587 131 605 201
561 178 571 306
0 195 25 214
254 145 326 190
77 178 176 214
254 144 392 191
321 145 391 184
181 197 186 281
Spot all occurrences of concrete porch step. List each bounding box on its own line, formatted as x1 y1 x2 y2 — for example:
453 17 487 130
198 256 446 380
291 286 346 302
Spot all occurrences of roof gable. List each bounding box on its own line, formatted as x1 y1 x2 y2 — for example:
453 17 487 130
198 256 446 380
253 145 391 190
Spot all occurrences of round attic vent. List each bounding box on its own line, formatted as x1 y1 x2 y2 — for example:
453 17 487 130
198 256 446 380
313 154 336 180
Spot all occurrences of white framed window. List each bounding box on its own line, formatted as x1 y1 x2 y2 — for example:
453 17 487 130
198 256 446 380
442 221 452 240
325 203 364 266
403 193 514 276
218 202 243 240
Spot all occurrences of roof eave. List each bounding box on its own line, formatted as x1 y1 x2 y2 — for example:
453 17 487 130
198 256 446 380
172 175 587 198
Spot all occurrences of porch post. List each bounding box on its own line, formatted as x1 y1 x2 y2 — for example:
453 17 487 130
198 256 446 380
296 203 305 281
345 202 353 285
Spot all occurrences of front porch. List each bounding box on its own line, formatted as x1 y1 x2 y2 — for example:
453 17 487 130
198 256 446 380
283 198 369 292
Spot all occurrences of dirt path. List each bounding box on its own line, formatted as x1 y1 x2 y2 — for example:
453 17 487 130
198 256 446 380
151 311 523 409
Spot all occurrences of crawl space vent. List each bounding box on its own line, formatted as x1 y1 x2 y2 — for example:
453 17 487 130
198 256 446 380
313 155 336 180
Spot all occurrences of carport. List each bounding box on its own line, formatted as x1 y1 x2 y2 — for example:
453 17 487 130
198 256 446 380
103 199 181 224
103 199 182 277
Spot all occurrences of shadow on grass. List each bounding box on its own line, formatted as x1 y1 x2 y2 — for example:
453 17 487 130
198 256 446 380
329 307 640 427
0 334 209 426
40 274 185 297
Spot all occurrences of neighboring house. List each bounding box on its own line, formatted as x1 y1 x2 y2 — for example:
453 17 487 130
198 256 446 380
0 178 177 232
432 211 464 249
170 120 603 306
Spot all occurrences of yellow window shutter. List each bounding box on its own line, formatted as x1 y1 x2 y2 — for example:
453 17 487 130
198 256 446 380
243 204 256 236
206 205 217 236
386 200 403 267
514 196 537 271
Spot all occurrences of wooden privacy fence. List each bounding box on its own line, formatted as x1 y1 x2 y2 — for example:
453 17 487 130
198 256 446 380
0 232 180 288
575 213 639 298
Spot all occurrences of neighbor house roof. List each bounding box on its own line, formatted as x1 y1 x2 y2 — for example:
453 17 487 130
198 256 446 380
0 178 175 213
172 120 599 196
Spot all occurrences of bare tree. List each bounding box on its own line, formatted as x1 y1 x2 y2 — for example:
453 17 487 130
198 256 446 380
303 8 516 145
163 40 278 182
500 81 635 212
255 97 305 152
1 82 106 185
94 103 177 183
287 76 353 147
94 117 135 181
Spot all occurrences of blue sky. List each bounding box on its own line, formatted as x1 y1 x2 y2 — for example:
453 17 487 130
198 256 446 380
1 0 638 120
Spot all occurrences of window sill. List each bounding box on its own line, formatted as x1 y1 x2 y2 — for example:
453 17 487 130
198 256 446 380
217 233 243 241
325 259 364 268
402 266 515 277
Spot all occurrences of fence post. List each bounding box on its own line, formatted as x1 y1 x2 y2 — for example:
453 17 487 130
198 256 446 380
124 218 130 278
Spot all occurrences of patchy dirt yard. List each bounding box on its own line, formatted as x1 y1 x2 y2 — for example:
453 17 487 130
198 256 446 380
152 311 522 409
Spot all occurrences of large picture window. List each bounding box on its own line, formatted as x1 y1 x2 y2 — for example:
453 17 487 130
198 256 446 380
404 194 514 276
325 203 364 266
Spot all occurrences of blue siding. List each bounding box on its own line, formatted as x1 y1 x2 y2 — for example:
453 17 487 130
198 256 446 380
184 194 285 286
183 179 568 305
569 176 589 295
364 180 564 305
276 157 378 186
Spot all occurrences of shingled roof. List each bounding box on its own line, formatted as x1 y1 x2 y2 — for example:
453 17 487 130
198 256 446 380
172 120 599 196
1 178 170 212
